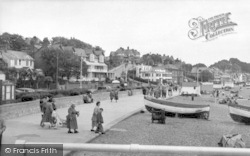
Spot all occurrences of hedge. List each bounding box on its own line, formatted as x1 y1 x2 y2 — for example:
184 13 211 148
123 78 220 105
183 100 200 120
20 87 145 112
16 88 89 102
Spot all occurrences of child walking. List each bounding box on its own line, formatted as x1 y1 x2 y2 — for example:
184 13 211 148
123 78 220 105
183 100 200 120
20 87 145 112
95 108 105 134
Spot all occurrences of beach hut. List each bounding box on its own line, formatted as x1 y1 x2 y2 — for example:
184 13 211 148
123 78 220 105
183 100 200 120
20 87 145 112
181 82 201 96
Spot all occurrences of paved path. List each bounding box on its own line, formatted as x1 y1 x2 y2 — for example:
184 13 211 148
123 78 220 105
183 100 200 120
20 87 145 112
2 94 144 146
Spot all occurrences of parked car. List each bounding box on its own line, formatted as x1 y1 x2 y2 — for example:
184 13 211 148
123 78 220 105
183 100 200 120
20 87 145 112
16 88 35 93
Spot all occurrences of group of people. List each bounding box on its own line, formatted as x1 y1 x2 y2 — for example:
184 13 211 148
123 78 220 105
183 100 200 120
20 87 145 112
110 90 119 102
83 91 93 103
66 101 104 134
91 101 105 134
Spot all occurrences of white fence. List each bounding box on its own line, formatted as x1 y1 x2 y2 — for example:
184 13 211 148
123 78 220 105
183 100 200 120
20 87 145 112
15 140 250 156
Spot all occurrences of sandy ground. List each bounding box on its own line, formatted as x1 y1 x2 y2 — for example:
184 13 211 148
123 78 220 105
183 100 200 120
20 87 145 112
69 86 250 156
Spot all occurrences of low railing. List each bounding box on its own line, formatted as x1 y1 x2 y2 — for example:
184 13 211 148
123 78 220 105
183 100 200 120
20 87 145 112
15 140 250 156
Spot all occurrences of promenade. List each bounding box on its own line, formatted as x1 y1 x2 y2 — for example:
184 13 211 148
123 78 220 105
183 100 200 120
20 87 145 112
2 94 144 146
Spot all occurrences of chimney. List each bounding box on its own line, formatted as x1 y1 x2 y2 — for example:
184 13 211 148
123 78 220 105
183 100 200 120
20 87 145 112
127 46 129 50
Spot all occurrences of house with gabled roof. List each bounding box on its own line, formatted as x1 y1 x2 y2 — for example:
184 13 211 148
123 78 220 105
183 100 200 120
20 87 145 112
1 50 34 69
74 48 107 81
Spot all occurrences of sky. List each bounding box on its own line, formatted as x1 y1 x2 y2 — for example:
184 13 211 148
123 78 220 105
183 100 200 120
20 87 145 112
0 0 250 66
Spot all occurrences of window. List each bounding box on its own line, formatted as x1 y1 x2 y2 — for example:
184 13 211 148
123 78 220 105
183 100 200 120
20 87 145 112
95 66 104 70
30 61 33 66
26 60 29 66
90 54 94 62
19 60 21 65
145 73 150 77
99 55 104 63
15 59 17 65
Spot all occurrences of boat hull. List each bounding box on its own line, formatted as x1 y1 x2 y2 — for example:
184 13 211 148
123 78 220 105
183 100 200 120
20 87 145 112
229 104 250 124
144 96 210 119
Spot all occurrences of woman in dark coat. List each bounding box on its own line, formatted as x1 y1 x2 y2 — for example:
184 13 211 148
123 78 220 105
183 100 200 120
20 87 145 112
41 98 53 125
67 104 79 133
114 90 119 102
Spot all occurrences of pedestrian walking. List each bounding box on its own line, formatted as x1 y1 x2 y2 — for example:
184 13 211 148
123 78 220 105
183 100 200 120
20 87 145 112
67 104 79 133
0 117 6 153
41 96 53 127
110 90 115 102
39 97 46 126
95 108 105 134
114 89 119 102
91 101 100 131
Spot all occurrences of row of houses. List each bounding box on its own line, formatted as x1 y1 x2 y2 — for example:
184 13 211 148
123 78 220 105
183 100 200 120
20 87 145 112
0 47 183 84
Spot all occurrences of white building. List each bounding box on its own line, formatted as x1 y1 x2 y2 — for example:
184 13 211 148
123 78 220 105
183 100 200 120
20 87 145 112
181 82 201 95
74 48 108 81
136 64 152 77
137 65 172 82
1 50 34 69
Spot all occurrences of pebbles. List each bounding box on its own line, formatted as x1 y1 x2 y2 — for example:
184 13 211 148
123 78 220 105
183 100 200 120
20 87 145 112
70 89 250 156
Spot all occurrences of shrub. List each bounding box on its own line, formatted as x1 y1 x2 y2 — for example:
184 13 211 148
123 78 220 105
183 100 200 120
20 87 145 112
21 93 40 102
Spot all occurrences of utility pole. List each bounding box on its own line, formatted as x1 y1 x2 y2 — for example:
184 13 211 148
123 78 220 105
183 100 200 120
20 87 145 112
56 50 59 90
80 54 83 89
197 68 199 86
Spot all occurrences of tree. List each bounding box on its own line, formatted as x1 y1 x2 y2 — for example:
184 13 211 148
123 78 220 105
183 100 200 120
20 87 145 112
200 70 214 82
35 73 45 89
5 67 18 83
40 47 88 81
231 63 241 73
44 76 53 89
42 37 50 47
193 63 207 68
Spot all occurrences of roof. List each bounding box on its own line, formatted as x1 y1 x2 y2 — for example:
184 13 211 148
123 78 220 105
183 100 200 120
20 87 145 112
93 50 104 56
182 82 200 87
2 50 34 60
164 64 179 70
74 48 87 57
85 48 94 55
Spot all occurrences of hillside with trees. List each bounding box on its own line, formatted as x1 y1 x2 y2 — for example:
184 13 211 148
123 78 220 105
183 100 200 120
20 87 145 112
210 58 250 73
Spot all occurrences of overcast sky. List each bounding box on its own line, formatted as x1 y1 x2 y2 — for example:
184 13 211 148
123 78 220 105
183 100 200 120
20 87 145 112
1 0 250 66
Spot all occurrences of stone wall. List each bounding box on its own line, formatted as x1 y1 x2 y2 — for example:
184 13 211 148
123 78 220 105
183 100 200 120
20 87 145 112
0 89 142 120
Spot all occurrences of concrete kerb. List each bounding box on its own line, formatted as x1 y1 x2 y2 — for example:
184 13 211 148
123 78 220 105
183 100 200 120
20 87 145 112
64 106 144 156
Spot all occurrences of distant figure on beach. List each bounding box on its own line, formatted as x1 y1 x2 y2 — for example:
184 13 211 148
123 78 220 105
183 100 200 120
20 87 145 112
91 101 100 132
95 108 105 134
216 90 219 97
0 117 6 153
67 104 79 133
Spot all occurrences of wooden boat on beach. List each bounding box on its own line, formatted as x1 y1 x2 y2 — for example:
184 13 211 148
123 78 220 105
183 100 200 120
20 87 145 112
228 104 250 124
144 96 210 120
